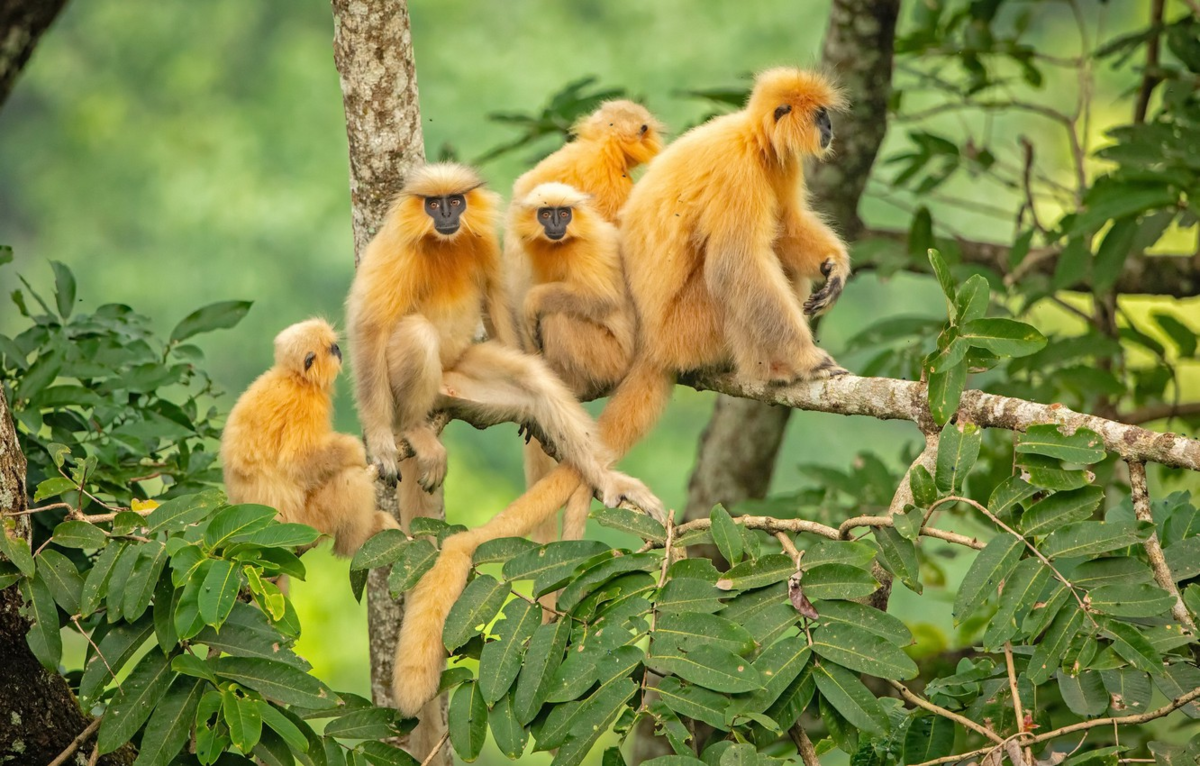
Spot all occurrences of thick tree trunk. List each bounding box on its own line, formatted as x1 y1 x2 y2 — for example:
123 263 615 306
328 2 449 762
683 0 901 528
0 391 134 765
0 0 69 110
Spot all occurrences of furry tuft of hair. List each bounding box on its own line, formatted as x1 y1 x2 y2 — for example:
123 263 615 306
221 318 396 558
747 68 846 161
383 163 501 246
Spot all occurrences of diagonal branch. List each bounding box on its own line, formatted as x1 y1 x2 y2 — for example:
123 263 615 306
1128 460 1197 634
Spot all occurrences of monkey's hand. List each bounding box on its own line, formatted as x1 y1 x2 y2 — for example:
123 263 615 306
367 439 400 488
405 427 448 493
804 255 850 317
597 470 666 525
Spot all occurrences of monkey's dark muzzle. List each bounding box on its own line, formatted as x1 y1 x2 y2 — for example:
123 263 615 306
817 112 833 149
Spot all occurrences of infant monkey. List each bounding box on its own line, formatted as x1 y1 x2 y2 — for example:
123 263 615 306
221 318 396 556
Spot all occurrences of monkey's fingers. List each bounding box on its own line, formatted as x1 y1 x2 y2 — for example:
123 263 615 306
373 458 400 488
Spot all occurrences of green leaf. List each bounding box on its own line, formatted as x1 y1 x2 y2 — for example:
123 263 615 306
927 363 966 426
490 694 528 759
936 420 982 493
97 649 176 753
199 559 242 628
235 523 321 549
19 572 62 668
1072 557 1153 588
813 661 889 736
479 597 541 704
557 552 659 612
252 728 292 766
1102 620 1161 674
215 657 338 709
1152 312 1197 358
655 578 725 614
735 638 810 714
547 678 638 766
1164 536 1200 581
955 274 990 323
224 689 264 752
36 548 82 615
48 260 76 318
443 574 509 651
358 741 420 766
1020 486 1105 537
1028 606 1084 685
1019 453 1092 491
810 623 918 680
473 536 539 565
815 600 912 646
648 643 762 693
1153 662 1200 719
170 300 253 343
654 677 729 730
172 653 217 683
644 758 706 766
1093 217 1139 292
954 534 1024 622
902 715 955 765
448 681 488 762
1057 669 1108 717
52 520 108 549
710 505 744 566
257 702 310 756
593 506 666 543
655 612 756 656
388 538 439 595
1043 520 1152 559
0 521 35 576
80 616 155 702
960 318 1046 357
926 246 956 305
145 490 224 534
873 527 922 594
1016 424 1105 464
1090 584 1176 618
350 529 410 571
715 554 794 592
132 676 206 766
803 541 877 571
205 504 278 549
124 540 168 622
195 602 307 668
324 707 403 740
983 558 1051 650
801 564 879 601
990 476 1039 522
34 476 77 502
513 619 571 724
502 539 609 590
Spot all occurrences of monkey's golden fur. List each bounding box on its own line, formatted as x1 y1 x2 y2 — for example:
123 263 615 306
345 164 661 711
512 183 636 545
392 70 853 717
221 319 396 557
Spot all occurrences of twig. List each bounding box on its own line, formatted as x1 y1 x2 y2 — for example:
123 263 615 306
775 532 803 567
47 716 102 766
889 679 1004 744
1134 0 1165 124
418 730 449 766
1121 401 1200 426
788 724 820 766
508 588 573 621
887 432 939 516
1128 460 1197 634
6 502 72 517
1018 137 1045 234
640 510 675 711
72 616 119 688
1004 641 1032 764
837 514 986 550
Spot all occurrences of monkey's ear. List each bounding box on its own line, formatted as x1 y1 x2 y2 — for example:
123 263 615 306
304 352 316 371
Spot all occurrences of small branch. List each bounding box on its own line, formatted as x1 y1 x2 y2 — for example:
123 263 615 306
838 513 986 550
6 501 71 517
1134 0 1166 124
775 532 803 567
1121 401 1200 426
1004 642 1028 754
418 731 449 766
1128 460 1197 634
46 716 103 766
1018 137 1046 233
788 724 820 766
889 679 1004 744
887 431 939 516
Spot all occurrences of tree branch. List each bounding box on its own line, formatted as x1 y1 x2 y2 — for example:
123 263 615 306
888 679 1004 744
0 0 70 110
1128 460 1197 634
46 716 101 766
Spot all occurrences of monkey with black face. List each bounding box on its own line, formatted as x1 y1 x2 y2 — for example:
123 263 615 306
345 163 661 527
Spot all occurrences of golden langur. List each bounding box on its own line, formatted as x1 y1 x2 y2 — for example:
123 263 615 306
221 318 396 557
512 183 635 542
392 69 853 717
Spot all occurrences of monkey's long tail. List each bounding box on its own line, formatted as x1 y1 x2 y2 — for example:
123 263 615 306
391 358 675 716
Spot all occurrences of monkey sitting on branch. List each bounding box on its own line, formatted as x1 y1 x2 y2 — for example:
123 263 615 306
392 68 853 717
344 162 662 534
221 318 397 557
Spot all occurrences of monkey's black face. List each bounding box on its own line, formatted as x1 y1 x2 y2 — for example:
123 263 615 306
424 194 467 235
537 206 573 241
330 342 342 362
815 107 833 149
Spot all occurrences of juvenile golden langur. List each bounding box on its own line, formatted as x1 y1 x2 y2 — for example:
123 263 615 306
511 182 635 541
392 69 852 717
221 318 395 557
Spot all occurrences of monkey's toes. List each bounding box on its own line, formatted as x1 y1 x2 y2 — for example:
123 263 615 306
810 355 851 380
373 458 400 487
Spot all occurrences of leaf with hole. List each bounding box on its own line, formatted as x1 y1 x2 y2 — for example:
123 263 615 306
1017 424 1105 464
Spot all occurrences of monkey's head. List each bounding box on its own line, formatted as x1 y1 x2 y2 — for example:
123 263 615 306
392 163 500 243
515 183 599 245
274 318 342 390
574 100 665 166
749 68 845 161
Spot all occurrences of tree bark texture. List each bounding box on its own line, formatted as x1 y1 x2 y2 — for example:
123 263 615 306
683 0 901 532
328 2 449 760
0 391 134 765
0 0 68 110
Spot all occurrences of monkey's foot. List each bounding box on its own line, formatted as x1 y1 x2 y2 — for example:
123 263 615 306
367 439 400 487
767 351 850 384
804 258 848 316
598 470 666 524
405 428 448 493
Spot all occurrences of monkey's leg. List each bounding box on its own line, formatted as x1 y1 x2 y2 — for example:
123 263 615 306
524 439 561 545
308 467 398 558
441 341 662 519
386 316 448 490
561 484 593 542
397 458 444 534
537 314 631 398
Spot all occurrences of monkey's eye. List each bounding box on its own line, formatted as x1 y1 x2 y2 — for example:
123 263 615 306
559 210 569 219
774 105 792 122
640 124 649 134
450 198 461 206
304 352 316 371
429 200 439 209
541 211 550 219
330 342 341 356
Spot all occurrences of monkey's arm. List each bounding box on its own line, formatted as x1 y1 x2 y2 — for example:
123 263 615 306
483 269 520 348
777 205 850 317
290 434 367 491
349 311 402 482
523 284 620 349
